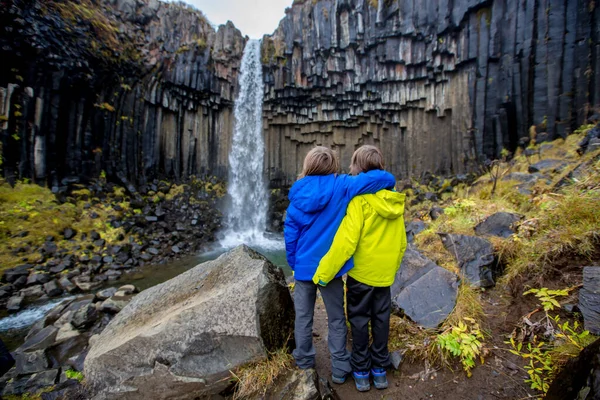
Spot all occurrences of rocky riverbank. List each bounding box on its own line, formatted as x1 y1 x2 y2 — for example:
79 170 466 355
0 175 225 313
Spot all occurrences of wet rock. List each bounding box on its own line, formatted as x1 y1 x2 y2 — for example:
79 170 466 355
95 287 117 301
391 247 459 328
71 303 99 329
579 267 600 335
7 295 24 312
0 284 14 299
21 284 44 298
93 239 106 248
85 245 294 399
474 212 523 238
14 350 49 375
27 272 51 286
43 280 62 297
58 277 76 293
439 234 497 288
20 326 58 352
3 264 31 283
147 247 160 255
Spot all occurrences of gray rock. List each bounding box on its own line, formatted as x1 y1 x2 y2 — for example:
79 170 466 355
25 369 59 393
439 233 496 288
20 284 44 298
147 247 160 255
7 295 24 312
55 323 81 344
43 280 63 297
19 325 58 352
99 295 132 313
117 284 138 295
3 264 31 283
2 375 29 396
15 350 49 375
84 245 294 399
405 220 428 243
391 247 459 328
474 212 523 238
72 303 99 329
27 272 51 286
58 277 77 293
579 267 600 335
73 278 101 292
528 159 567 173
95 287 118 301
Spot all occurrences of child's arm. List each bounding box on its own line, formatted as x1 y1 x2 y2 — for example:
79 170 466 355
312 198 364 286
284 208 300 271
338 170 395 198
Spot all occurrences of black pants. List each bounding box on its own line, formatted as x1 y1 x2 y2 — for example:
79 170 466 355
346 276 392 371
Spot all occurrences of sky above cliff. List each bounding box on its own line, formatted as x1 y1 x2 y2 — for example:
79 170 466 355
174 0 291 38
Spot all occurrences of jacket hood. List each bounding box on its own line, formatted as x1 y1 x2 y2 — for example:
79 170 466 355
363 190 405 219
288 175 335 213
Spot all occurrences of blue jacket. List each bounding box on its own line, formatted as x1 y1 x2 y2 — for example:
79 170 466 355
284 170 396 281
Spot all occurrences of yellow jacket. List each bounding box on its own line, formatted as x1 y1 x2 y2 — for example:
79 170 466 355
313 189 407 287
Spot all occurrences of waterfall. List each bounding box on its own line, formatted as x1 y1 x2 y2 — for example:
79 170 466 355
221 40 279 249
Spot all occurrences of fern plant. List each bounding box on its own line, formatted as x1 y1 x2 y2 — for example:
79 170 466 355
437 317 484 377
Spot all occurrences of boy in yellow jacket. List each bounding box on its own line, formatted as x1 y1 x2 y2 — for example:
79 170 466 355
313 145 407 392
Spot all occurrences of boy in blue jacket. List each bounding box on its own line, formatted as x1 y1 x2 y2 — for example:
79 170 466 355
284 146 395 383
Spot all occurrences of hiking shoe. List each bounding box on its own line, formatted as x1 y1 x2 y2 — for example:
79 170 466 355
371 368 388 390
331 373 346 384
352 371 370 392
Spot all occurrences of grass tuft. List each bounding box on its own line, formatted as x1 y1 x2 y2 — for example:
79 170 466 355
232 347 294 399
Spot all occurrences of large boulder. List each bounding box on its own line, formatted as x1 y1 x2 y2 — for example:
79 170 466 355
391 247 459 328
439 233 497 288
474 212 522 238
579 266 600 335
84 245 294 399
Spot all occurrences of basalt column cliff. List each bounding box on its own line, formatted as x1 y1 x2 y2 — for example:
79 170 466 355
262 0 600 186
0 0 244 187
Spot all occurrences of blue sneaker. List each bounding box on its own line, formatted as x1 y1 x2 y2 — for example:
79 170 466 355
352 371 370 392
371 368 388 389
331 373 346 384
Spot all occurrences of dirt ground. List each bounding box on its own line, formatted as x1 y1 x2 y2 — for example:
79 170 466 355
311 287 539 400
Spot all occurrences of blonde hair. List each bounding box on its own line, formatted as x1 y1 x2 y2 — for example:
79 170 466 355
299 146 340 178
350 145 385 174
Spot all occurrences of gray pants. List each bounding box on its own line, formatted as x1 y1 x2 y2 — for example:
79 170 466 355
292 278 352 377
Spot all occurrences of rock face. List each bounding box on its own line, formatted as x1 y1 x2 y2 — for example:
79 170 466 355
0 0 244 186
579 266 600 335
2 0 599 188
262 0 600 186
391 247 459 328
439 233 496 288
84 245 295 400
546 338 600 400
